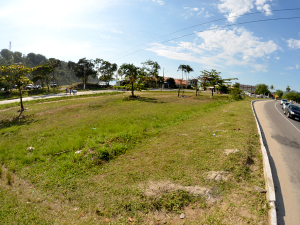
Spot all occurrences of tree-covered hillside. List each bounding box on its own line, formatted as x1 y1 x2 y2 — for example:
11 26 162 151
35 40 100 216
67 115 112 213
0 49 98 85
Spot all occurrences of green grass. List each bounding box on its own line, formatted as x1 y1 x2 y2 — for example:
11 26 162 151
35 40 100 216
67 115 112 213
0 91 268 224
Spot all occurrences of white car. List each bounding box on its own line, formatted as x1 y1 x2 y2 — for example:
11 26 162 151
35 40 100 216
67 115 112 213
280 99 287 105
282 102 291 113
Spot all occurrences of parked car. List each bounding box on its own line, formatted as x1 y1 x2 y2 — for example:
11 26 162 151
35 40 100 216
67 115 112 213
35 85 41 89
282 102 291 112
50 82 57 87
280 99 287 105
25 84 34 90
284 104 300 121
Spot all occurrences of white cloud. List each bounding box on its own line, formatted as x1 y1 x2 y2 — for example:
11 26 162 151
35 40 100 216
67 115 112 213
296 65 299 69
110 29 123 34
153 0 165 5
197 8 205 15
286 39 300 49
275 57 280 60
205 11 215 18
218 0 273 23
147 27 278 72
182 7 206 18
286 66 294 70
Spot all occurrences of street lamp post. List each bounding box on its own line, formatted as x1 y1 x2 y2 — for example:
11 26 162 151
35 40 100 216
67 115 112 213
83 65 87 90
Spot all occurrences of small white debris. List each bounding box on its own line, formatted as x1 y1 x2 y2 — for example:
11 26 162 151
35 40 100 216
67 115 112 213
180 213 185 219
75 150 82 154
27 147 35 151
224 149 239 155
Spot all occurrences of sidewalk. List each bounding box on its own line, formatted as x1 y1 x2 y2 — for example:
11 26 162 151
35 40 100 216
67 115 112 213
0 90 122 105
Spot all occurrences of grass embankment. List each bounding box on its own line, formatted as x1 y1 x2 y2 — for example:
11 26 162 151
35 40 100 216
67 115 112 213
0 92 267 224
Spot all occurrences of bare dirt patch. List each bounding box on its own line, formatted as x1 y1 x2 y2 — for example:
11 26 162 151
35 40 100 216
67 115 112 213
143 180 216 202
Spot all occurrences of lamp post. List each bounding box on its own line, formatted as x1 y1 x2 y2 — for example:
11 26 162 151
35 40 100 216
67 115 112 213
83 64 87 90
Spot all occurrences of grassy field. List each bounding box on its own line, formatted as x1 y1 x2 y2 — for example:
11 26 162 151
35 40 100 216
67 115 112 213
0 91 268 224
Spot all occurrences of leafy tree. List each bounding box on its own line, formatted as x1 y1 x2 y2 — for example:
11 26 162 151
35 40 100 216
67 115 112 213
118 63 145 97
31 64 53 91
286 85 291 93
94 59 117 86
48 58 61 82
13 51 24 64
177 65 187 97
0 49 13 65
68 58 97 89
275 89 283 99
283 91 300 102
255 84 270 95
0 64 37 113
166 77 175 88
26 53 47 67
142 60 161 87
199 69 237 96
270 85 274 92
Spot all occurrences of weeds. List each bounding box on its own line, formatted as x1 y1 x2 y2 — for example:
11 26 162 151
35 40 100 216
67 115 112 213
6 171 12 185
0 93 267 224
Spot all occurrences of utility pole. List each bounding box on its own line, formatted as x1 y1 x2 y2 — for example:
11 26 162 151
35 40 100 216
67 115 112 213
9 42 11 51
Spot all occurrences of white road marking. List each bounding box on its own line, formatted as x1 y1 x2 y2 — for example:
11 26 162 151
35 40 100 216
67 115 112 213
275 102 300 133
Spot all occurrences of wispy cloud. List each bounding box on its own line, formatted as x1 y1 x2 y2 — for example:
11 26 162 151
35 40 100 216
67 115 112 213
286 66 294 70
286 38 300 49
152 0 165 5
147 27 278 72
110 29 123 34
182 7 211 19
218 0 273 23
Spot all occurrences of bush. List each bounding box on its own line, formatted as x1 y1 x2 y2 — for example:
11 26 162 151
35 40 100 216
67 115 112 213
229 87 244 101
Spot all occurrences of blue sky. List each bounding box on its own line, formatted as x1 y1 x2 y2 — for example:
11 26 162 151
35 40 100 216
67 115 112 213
0 0 300 91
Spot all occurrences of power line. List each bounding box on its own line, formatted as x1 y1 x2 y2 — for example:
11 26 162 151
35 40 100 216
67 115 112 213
108 7 300 60
112 16 300 61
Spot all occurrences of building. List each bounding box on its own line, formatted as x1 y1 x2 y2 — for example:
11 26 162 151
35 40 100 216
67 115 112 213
239 84 256 93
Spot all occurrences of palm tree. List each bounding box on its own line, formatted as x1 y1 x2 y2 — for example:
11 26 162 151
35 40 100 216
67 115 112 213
177 65 187 97
185 65 194 89
286 85 290 93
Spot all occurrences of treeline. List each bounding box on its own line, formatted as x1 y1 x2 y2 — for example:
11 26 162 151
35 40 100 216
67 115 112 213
0 49 97 85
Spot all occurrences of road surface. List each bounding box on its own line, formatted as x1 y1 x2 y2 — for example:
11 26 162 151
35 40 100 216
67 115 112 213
254 100 300 225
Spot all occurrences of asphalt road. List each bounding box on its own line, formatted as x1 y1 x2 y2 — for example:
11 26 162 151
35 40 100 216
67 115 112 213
254 100 300 225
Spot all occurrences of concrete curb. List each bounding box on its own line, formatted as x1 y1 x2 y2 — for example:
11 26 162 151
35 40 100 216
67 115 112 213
251 100 277 225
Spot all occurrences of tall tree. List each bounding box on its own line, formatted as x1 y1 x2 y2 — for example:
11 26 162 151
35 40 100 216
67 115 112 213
0 64 37 113
142 60 161 87
68 58 97 89
177 65 187 97
255 84 270 95
0 49 13 65
199 69 237 96
270 85 274 92
275 89 283 99
48 58 61 82
118 63 144 97
286 85 291 93
185 65 194 89
31 64 53 91
94 59 117 86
